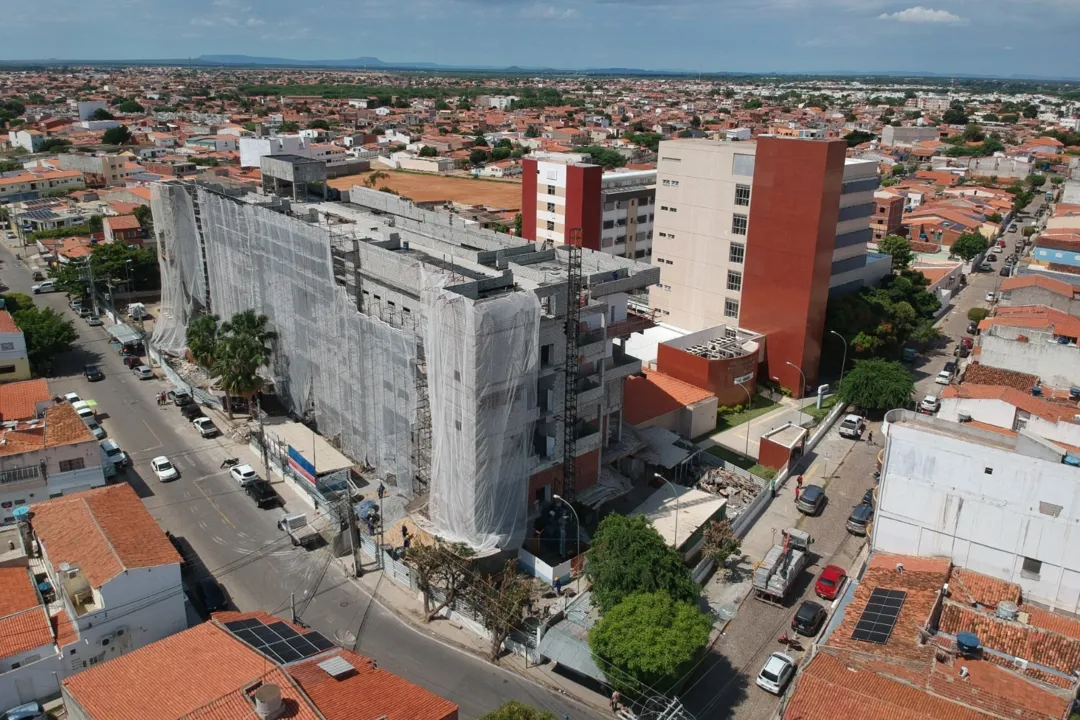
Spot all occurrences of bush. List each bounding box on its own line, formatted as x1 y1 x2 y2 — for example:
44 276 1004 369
968 307 990 323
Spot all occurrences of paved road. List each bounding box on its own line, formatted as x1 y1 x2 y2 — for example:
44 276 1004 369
0 243 601 720
681 422 879 719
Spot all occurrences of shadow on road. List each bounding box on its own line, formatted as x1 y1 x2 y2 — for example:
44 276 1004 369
123 468 156 499
681 646 751 717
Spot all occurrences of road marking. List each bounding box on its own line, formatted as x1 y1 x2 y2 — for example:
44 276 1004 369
143 419 163 448
195 478 236 530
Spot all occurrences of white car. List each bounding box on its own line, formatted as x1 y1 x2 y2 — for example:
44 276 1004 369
919 394 940 414
838 414 865 440
31 281 56 294
63 392 81 404
230 464 258 486
133 365 154 380
985 292 996 302
756 652 796 695
84 420 106 440
193 417 218 438
935 370 952 386
151 456 179 482
72 401 95 419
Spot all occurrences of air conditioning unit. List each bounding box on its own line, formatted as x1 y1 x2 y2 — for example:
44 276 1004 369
1013 657 1029 671
958 412 972 422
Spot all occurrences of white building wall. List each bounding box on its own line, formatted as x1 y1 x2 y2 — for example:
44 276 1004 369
239 136 309 168
76 102 107 122
979 333 1080 389
874 419 1080 612
0 642 65 709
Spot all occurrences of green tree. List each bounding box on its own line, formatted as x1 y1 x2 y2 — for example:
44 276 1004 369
691 115 701 128
745 98 763 109
470 560 535 661
473 134 489 147
116 100 144 113
214 310 277 417
479 702 557 720
843 130 874 147
491 147 512 161
585 514 698 614
406 537 475 621
1022 104 1039 119
589 592 711 697
39 138 71 152
877 235 914 272
11 304 77 375
243 121 257 132
186 313 220 369
88 215 103 233
962 123 985 142
513 213 523 236
942 103 968 125
524 125 540 138
891 164 906 176
307 119 329 130
950 231 989 261
278 121 299 133
90 108 115 121
0 160 22 173
102 125 132 145
1026 173 1047 188
418 145 438 157
986 212 1002 223
435 100 449 111
496 138 512 149
469 148 489 166
839 358 914 411
968 307 989 323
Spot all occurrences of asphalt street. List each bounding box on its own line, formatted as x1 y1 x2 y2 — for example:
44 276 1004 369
0 242 602 720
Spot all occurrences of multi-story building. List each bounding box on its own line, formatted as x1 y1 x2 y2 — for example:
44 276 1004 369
57 153 134 187
870 194 905 241
151 182 658 553
0 483 184 708
0 402 106 519
0 310 31 382
520 155 656 260
75 101 107 121
880 125 940 148
6 130 46 154
102 215 143 245
0 169 85 204
649 137 888 394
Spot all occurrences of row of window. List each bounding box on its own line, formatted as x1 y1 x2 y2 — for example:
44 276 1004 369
662 179 680 187
604 197 653 211
602 215 652 229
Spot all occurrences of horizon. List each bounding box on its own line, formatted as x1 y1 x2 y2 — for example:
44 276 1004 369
4 0 1080 79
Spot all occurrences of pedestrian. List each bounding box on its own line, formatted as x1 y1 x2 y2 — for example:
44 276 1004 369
377 482 385 499
867 429 874 444
555 577 562 596
402 535 411 552
770 478 777 498
796 474 804 490
794 485 801 502
610 690 622 713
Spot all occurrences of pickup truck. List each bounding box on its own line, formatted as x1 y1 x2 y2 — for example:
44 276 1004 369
192 417 217 438
838 414 866 439
277 512 320 548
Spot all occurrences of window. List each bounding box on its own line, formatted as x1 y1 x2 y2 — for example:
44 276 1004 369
735 184 751 206
732 214 748 235
727 271 742 292
615 234 626 244
603 219 615 229
729 242 745 264
0 366 16 375
602 237 614 248
724 298 740 318
662 179 680 187
661 156 682 162
984 467 993 475
547 220 555 231
546 202 555 213
0 342 13 351
660 206 668 211
58 458 85 472
637 215 647 223
604 201 615 211
547 184 555 195
1021 557 1042 580
661 284 672 291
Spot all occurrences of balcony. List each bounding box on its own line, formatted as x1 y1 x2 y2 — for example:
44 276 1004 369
575 374 604 408
574 419 602 454
607 307 656 338
578 329 607 361
604 353 642 382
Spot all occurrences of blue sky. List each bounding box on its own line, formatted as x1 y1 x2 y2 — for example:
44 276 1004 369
4 0 1079 77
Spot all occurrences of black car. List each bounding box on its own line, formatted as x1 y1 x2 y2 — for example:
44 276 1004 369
792 600 827 637
999 267 1011 277
198 577 229 613
795 484 825 515
863 488 875 507
847 503 874 536
245 478 281 508
966 321 979 335
944 360 957 374
84 364 104 382
179 403 204 421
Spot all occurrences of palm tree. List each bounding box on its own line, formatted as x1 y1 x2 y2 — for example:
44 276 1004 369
213 334 267 418
220 309 277 346
186 313 219 369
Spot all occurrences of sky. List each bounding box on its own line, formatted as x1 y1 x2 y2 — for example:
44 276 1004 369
3 0 1080 78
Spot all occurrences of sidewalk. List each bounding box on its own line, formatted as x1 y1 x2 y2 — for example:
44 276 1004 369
705 396 821 459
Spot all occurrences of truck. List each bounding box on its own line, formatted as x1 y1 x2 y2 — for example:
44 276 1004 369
277 512 320 548
753 528 812 606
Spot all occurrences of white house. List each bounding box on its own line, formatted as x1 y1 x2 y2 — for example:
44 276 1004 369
0 310 30 382
0 483 184 709
7 130 45 154
238 135 310 168
75 102 107 122
874 409 1080 613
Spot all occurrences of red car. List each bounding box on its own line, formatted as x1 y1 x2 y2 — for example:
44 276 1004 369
815 565 847 601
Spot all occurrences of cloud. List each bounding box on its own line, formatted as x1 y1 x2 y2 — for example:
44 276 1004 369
189 17 215 26
520 3 579 19
878 6 964 23
246 16 265 25
1004 45 1013 50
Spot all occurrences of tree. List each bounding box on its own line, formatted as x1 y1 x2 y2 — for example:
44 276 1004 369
473 134 489 147
962 123 985 142
513 213 523 236
585 514 698 614
942 104 968 125
39 138 71 152
877 235 914 272
1023 104 1039 119
418 145 438 157
702 519 740 566
496 138 512 149
843 130 874 147
278 121 300 133
435 100 449 111
90 108 115 121
480 702 557 720
406 537 475 621
745 98 763 110
186 314 220 369
214 310 277 417
469 148 489 166
364 170 389 188
982 113 999 122
967 307 989 323
307 119 329 130
891 164 906 177
987 212 1002 223
471 560 534 661
243 121 257 132
691 115 701 128
88 215 103 233
839 358 914 411
11 304 77 375
1001 113 1019 124
950 231 989 261
116 100 144 113
589 592 711 697
524 125 540 138
102 125 132 145
1026 173 1047 188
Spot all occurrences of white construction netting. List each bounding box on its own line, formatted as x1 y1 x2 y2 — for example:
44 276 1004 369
421 270 541 553
151 184 208 355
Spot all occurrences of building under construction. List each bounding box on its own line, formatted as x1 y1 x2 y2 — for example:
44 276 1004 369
150 182 658 553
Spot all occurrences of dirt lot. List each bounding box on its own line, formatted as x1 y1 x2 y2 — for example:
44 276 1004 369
329 170 522 210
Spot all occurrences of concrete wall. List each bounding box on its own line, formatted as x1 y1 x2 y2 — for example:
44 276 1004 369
979 333 1080 389
874 418 1080 613
999 286 1080 315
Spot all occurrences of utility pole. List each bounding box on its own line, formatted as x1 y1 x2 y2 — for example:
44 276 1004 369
85 257 99 316
255 395 270 482
345 495 360 577
290 592 296 623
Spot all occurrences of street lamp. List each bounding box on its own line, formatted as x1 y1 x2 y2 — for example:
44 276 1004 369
653 474 681 550
829 330 846 386
735 381 752 459
551 494 581 590
786 361 807 427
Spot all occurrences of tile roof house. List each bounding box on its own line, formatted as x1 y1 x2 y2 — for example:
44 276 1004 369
0 378 52 421
61 611 459 720
783 555 1076 720
623 369 717 439
0 309 32 382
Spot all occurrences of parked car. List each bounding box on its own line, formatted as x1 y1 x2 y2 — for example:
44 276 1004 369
999 267 1011 277
198 577 229 613
85 315 103 326
966 321 979 334
100 439 130 469
815 565 848 601
76 306 92 318
838 414 865 440
123 354 143 369
151 456 179 481
1009 223 1018 232
985 291 996 302
944 360 957 374
168 389 194 406
133 365 154 380
63 392 81 404
792 600 827 636
918 394 940 414
935 370 952 386
0 701 46 720
193 417 218 438
245 478 281 508
796 484 825 515
31 271 45 281
984 254 996 263
990 245 1003 254
31 281 56 294
84 364 104 382
84 419 106 439
230 464 258 487
756 652 796 695
960 336 974 349
73 401 95 420
847 502 875 535
954 344 970 359
979 262 993 271
180 403 204 421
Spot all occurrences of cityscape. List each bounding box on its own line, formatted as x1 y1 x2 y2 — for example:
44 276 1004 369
1 15 1080 720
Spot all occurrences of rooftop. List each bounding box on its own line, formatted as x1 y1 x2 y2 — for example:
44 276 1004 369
0 402 94 457
622 369 714 426
0 566 54 660
0 378 50 422
630 483 726 549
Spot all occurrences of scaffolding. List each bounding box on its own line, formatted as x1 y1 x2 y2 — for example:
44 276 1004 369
561 229 584 501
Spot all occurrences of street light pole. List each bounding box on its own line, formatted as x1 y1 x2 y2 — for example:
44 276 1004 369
551 494 581 589
653 473 680 551
786 361 807 427
829 330 848 385
735 381 752 459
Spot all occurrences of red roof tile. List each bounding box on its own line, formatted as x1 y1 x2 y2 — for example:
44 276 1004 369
623 369 714 425
939 602 1080 678
0 566 55 659
947 567 1021 608
0 378 51 421
0 310 19 333
999 274 1078 298
105 214 141 231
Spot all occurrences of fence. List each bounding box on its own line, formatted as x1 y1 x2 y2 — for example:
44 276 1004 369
149 348 224 410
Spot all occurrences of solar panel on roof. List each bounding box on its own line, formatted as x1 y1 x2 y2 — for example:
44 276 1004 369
224 618 261 631
262 648 287 664
269 640 304 664
251 625 280 645
305 632 334 651
267 621 301 641
286 635 320 657
851 588 906 644
233 628 262 646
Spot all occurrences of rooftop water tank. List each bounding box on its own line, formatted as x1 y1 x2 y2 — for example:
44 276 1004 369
956 631 980 656
996 600 1019 621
